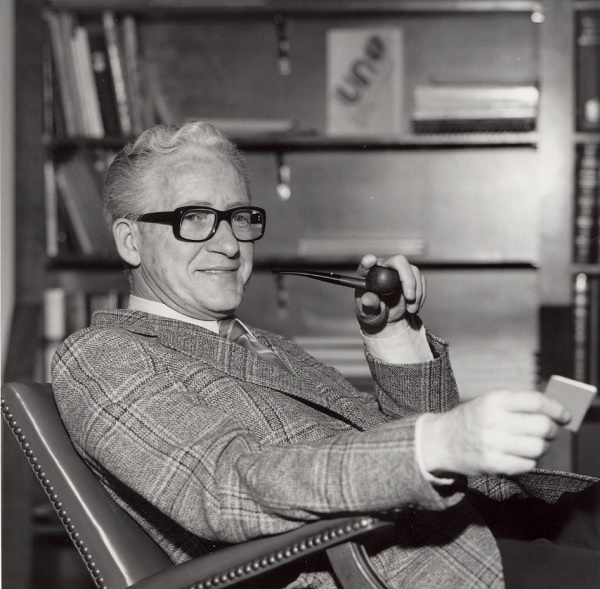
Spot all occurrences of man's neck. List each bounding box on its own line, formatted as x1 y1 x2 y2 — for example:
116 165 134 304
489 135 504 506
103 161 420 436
127 295 221 334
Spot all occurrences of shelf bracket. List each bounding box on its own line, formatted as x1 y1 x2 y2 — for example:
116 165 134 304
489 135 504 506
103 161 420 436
274 13 291 76
276 152 291 201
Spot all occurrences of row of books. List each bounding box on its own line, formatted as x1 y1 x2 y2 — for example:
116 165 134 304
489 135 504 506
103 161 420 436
46 150 117 256
46 10 153 138
576 9 600 133
43 287 128 379
573 273 599 389
573 142 600 265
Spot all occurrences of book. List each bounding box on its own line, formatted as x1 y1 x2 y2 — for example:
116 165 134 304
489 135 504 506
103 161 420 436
42 19 56 137
574 272 591 383
86 18 121 137
412 84 539 133
44 161 59 257
122 15 145 135
326 28 404 136
575 10 600 132
184 118 295 135
574 143 599 264
102 11 132 136
55 154 117 256
72 24 105 137
588 276 600 388
47 11 79 136
43 287 68 380
59 12 88 136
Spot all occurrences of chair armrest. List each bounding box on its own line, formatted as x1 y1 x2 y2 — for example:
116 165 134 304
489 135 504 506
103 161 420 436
128 514 393 589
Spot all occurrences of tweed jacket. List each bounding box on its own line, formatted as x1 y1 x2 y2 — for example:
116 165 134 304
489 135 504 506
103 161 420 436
51 309 596 589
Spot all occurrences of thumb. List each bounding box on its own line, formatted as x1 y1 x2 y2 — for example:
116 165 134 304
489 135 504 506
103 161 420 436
356 291 388 328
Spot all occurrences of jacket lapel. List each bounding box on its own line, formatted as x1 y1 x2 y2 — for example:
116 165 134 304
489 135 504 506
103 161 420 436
97 309 372 429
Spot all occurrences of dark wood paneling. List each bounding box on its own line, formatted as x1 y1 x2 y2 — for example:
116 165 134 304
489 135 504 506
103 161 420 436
15 0 45 299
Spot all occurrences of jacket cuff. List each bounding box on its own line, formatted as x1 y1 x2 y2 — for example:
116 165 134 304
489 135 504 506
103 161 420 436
365 331 460 414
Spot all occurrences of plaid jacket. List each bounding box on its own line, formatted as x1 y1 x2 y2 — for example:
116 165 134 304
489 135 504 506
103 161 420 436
51 310 596 589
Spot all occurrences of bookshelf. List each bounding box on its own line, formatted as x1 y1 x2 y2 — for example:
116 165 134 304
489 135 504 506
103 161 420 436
4 1 599 588
570 0 600 479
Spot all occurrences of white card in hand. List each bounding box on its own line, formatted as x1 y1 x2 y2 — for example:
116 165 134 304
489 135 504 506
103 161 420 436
544 375 597 432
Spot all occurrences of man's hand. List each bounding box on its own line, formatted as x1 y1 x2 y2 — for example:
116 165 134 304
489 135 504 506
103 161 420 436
420 390 572 477
355 254 426 334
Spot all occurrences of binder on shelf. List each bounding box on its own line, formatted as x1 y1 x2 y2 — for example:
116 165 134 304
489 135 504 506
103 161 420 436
576 10 600 132
412 84 539 133
326 27 404 136
574 143 600 265
55 153 117 256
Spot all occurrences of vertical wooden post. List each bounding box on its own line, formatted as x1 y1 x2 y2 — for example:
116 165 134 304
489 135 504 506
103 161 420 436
3 0 46 587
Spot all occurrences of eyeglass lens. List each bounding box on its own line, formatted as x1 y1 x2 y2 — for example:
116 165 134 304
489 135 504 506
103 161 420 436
180 208 264 241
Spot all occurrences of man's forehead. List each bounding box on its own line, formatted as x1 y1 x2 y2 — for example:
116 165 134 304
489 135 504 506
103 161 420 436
148 147 248 208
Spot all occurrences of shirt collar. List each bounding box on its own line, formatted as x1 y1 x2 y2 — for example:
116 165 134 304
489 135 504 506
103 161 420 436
128 295 220 334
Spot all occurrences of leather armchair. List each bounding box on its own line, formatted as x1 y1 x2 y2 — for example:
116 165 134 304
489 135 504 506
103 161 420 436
2 382 394 589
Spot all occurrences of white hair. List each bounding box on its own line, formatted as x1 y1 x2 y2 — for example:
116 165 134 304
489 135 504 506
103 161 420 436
103 121 250 229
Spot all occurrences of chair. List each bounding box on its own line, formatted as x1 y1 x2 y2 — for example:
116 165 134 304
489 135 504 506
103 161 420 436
1 382 394 589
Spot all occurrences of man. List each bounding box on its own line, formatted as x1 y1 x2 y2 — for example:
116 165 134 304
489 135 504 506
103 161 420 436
52 122 599 588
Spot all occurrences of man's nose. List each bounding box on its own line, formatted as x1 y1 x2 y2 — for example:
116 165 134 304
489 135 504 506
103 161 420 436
207 219 240 256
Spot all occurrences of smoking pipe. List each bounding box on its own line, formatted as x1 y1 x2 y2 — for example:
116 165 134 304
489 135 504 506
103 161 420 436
271 265 401 296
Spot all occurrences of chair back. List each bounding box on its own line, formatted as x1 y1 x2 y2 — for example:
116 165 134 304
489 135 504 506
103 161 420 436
1 382 172 589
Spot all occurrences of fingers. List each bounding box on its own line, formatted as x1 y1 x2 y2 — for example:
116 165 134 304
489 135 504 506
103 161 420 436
356 254 379 278
495 390 571 425
503 413 560 440
357 254 425 308
355 254 426 331
390 255 417 302
422 391 572 478
497 434 551 460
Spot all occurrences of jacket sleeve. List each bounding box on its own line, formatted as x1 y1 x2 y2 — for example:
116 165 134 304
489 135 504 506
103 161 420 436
52 327 463 545
364 330 461 419
258 328 460 419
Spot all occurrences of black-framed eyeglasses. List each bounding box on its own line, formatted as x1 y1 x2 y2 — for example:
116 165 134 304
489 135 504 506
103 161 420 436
137 206 266 243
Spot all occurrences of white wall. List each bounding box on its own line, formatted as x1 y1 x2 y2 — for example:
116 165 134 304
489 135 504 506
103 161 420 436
1 0 15 372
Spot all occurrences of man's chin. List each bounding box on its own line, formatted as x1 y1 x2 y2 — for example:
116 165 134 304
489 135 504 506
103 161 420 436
199 294 243 318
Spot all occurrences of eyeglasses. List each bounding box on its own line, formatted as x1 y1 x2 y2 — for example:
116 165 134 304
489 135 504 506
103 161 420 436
137 206 266 243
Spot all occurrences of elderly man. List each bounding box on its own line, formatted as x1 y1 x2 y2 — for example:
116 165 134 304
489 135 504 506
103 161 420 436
52 122 599 589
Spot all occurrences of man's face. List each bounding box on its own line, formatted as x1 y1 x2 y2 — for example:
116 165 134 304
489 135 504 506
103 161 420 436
132 147 254 320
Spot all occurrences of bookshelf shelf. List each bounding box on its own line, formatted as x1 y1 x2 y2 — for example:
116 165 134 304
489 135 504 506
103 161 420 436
574 1 600 11
49 132 539 152
47 254 539 272
46 0 545 16
575 133 600 145
573 264 600 277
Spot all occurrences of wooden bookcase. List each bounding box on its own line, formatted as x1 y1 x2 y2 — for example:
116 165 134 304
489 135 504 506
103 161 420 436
4 1 599 588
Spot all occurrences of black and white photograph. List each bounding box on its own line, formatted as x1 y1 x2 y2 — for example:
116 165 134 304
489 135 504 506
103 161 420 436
1 1 599 588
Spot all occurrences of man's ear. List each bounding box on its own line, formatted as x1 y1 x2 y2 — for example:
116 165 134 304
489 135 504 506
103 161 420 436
112 218 142 267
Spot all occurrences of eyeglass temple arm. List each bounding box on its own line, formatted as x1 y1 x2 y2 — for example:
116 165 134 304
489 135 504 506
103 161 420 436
137 212 178 224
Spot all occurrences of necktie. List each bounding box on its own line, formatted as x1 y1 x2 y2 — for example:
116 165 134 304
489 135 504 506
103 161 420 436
219 318 289 372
